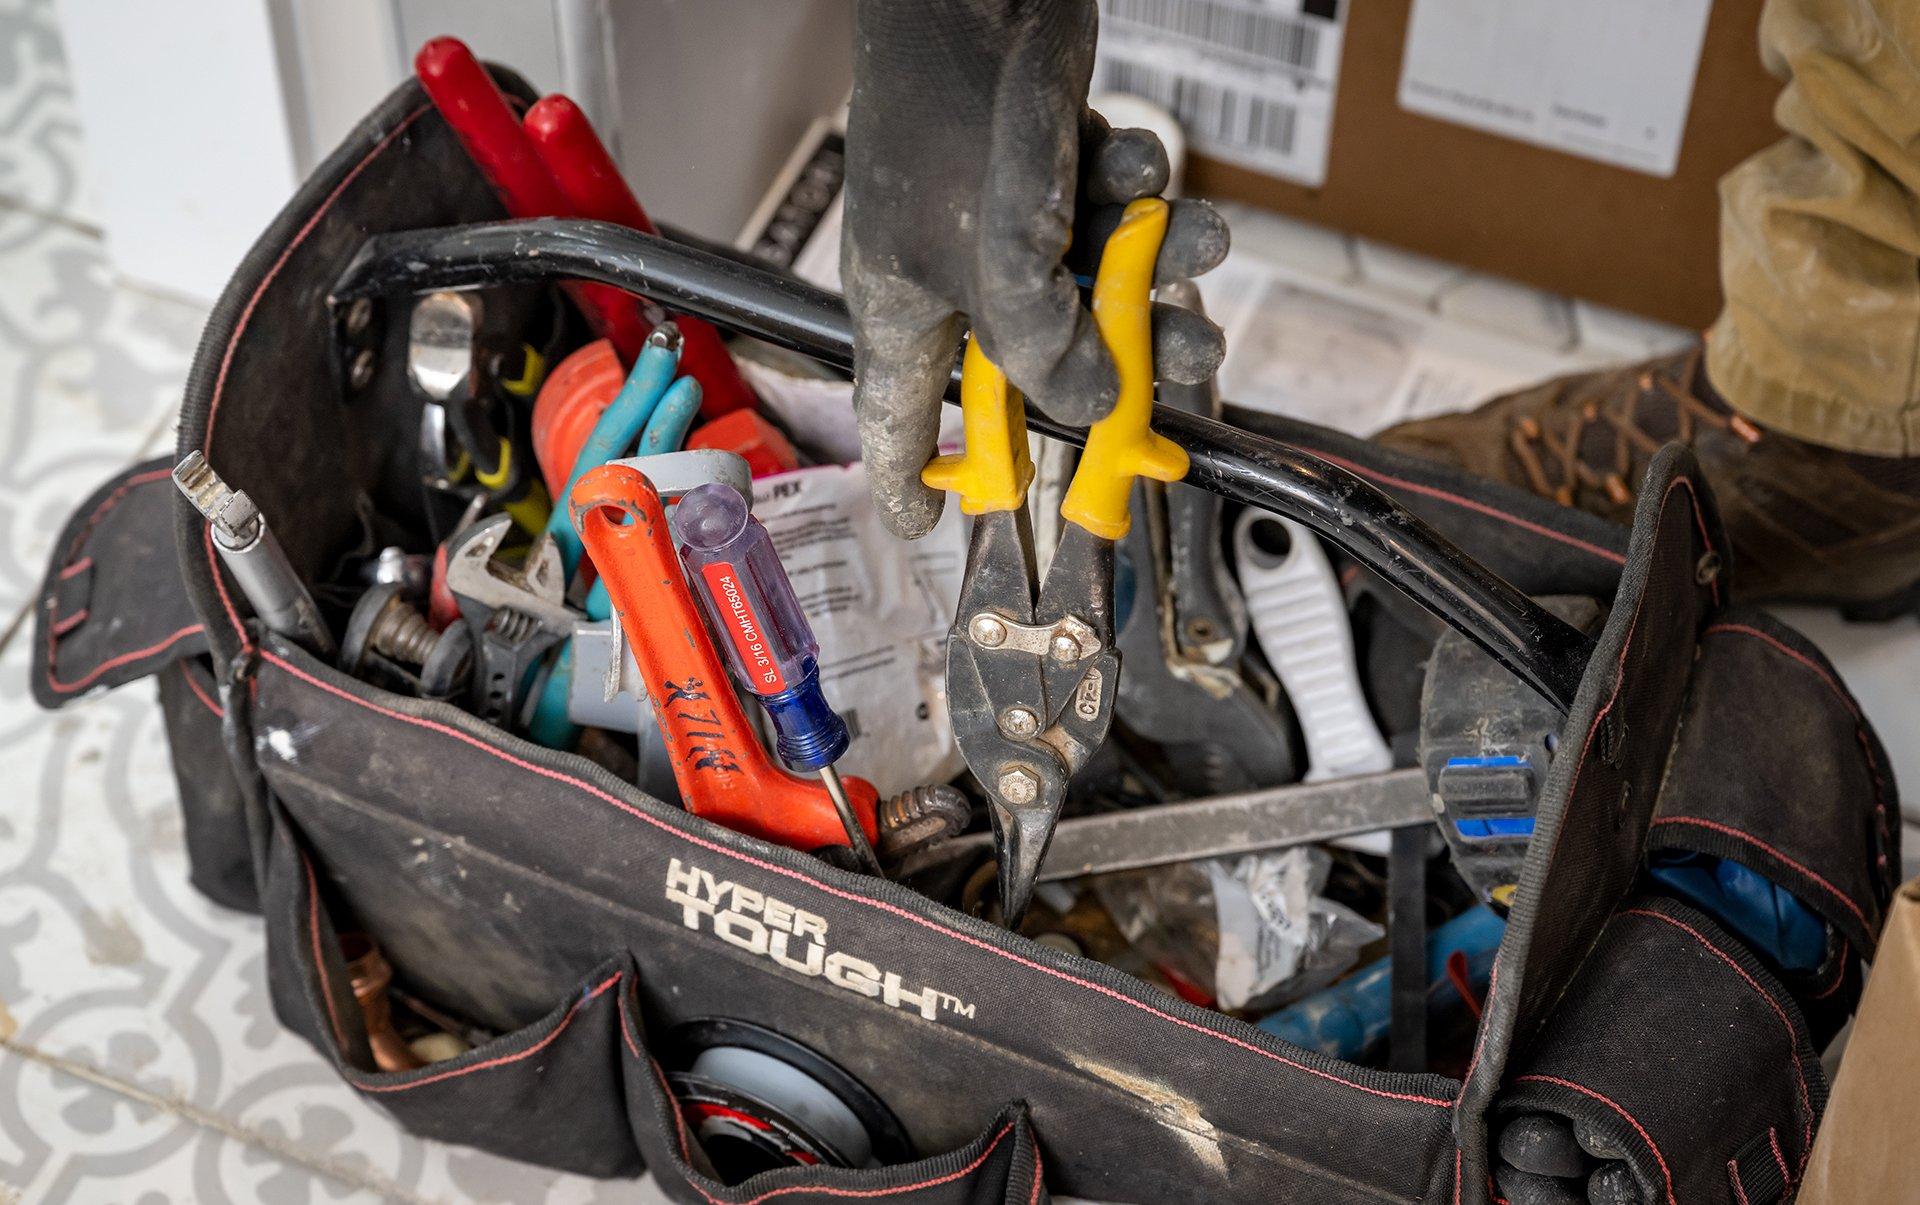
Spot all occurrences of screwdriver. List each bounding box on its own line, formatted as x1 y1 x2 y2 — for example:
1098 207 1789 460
675 483 884 874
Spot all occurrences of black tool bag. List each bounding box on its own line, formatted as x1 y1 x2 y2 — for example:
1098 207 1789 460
30 73 1897 1204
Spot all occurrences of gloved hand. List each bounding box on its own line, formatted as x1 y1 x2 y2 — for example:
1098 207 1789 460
843 0 1231 539
1494 1113 1646 1205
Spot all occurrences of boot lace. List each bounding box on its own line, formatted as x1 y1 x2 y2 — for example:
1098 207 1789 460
1506 344 1760 508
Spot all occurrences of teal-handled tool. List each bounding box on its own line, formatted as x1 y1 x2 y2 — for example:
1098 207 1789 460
581 363 706 621
545 323 702 579
529 322 704 748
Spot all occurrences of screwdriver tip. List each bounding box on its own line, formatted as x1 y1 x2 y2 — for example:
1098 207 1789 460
819 765 885 877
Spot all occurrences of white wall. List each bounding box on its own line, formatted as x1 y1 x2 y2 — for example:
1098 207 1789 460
58 0 304 302
604 0 853 241
57 0 854 300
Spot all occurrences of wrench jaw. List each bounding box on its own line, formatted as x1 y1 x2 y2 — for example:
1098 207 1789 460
465 609 563 728
443 516 579 731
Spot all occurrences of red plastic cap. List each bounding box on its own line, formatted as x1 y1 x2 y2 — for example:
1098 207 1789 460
685 410 800 478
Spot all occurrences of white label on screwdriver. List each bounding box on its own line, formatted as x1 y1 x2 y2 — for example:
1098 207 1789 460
700 561 788 692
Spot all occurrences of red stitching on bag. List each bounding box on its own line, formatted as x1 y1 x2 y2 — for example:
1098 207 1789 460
1769 1127 1791 1190
205 525 247 651
1510 1075 1674 1205
44 469 191 691
50 608 88 637
1310 449 1628 566
306 830 626 1094
647 1054 700 1171
302 854 348 1054
616 986 643 1061
45 625 203 695
1621 908 1813 1156
200 103 432 642
1027 1142 1044 1205
1648 817 1868 931
1811 937 1849 1000
1702 624 1858 718
656 1062 1020 1205
1531 475 1718 897
723 1123 1016 1205
351 972 621 1093
203 104 430 451
1728 1156 1752 1205
1701 620 1893 888
179 663 224 718
258 649 1455 1110
57 469 172 567
1536 481 1666 849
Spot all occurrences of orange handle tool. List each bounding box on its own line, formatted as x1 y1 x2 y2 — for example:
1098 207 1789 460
571 462 879 849
523 94 757 418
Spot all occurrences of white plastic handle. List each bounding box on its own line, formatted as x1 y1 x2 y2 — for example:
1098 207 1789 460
1233 510 1394 783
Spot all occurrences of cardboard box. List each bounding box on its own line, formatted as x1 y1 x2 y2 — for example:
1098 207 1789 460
1798 876 1920 1203
1169 1 1781 330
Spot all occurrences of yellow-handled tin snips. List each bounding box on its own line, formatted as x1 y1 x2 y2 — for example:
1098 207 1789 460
924 198 1189 925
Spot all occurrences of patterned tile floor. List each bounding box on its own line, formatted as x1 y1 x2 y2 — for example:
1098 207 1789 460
0 1 663 1200
3 0 1918 1200
0 190 662 1205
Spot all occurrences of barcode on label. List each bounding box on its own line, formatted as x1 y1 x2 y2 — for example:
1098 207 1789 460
1103 60 1300 156
1103 0 1323 70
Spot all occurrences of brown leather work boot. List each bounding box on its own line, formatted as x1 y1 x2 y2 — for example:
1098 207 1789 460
1375 344 1920 615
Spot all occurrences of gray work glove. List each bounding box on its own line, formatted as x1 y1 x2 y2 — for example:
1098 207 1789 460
1495 1113 1646 1205
843 0 1231 539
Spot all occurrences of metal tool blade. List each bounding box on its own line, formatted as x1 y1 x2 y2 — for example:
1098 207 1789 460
900 768 1433 884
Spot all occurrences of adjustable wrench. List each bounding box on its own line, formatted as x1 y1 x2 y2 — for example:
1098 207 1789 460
1111 281 1297 794
443 515 577 729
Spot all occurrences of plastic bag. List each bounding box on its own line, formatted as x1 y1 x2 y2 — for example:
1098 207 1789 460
1094 847 1383 1012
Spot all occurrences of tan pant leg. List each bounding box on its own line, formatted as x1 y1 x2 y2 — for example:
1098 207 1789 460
1708 0 1920 455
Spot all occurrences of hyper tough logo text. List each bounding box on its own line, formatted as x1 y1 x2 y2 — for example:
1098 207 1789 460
665 858 975 1022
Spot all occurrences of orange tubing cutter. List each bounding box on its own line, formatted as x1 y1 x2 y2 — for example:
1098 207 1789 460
570 462 880 852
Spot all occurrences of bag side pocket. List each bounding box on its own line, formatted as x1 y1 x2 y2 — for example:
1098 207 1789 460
615 978 1049 1205
258 803 644 1178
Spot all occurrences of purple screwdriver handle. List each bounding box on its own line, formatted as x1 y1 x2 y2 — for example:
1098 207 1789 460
677 483 849 771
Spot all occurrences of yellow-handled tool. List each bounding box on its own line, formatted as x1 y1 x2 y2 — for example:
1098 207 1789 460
1063 198 1190 538
924 197 1188 531
920 338 1035 515
923 196 1186 927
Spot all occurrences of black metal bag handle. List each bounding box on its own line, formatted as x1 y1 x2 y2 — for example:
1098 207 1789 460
332 217 1595 711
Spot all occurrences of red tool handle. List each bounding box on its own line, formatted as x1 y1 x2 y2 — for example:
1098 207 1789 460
523 95 757 418
684 409 800 478
571 463 878 850
521 94 655 232
413 38 651 362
